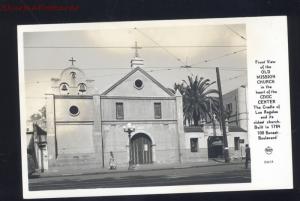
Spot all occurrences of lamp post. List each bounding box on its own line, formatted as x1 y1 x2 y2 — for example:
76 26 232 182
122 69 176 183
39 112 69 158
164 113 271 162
38 132 47 172
123 123 136 170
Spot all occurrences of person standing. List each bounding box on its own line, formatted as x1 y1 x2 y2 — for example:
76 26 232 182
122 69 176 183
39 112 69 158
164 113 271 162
245 144 251 169
109 151 117 170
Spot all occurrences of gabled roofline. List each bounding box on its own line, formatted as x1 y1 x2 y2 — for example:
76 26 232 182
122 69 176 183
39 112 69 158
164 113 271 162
101 67 175 96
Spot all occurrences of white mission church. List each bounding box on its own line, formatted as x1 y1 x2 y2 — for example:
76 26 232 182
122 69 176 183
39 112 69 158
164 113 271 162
26 52 249 173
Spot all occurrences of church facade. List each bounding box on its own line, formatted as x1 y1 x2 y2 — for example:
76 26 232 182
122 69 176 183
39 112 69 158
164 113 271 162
44 63 185 171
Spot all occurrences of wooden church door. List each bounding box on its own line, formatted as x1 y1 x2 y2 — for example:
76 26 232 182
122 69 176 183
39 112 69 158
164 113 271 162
130 133 152 165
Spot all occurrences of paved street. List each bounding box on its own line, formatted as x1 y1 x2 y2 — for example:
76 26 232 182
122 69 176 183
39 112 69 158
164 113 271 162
29 163 251 191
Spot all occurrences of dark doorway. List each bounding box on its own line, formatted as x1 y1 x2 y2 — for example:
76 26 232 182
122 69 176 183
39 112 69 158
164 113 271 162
130 133 153 165
207 136 224 158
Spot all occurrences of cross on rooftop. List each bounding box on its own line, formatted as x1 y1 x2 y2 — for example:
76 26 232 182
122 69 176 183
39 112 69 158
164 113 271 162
69 57 76 66
131 41 142 57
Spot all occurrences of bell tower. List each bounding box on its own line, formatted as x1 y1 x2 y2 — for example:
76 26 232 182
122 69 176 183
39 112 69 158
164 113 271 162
45 58 102 172
50 57 95 96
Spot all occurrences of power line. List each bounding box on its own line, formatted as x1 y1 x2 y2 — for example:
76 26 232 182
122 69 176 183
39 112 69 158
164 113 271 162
25 66 247 71
24 45 246 48
221 74 247 82
25 73 247 97
25 69 247 88
25 67 131 71
90 68 180 78
90 72 130 78
25 71 247 96
191 66 246 71
190 49 247 66
24 68 182 85
146 66 246 70
134 27 185 66
224 25 247 40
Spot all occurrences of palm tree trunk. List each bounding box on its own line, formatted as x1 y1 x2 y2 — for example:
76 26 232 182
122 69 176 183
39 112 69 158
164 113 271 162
193 113 200 126
212 117 216 136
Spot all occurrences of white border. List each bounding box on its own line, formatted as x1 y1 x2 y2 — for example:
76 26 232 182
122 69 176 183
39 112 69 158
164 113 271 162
18 16 293 199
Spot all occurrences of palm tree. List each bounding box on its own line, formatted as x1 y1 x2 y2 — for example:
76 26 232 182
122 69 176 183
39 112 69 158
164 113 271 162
178 75 219 126
173 82 186 95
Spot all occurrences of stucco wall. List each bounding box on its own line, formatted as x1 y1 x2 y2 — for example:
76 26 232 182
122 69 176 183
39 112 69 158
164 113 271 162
102 122 180 167
182 132 209 162
227 131 249 159
56 124 94 154
182 131 249 162
101 98 177 121
47 96 102 171
55 97 93 122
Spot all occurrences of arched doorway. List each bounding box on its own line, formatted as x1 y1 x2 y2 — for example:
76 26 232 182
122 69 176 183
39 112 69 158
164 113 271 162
130 133 153 165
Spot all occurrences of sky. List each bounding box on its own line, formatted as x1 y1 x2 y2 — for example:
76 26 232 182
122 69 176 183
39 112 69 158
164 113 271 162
23 23 247 119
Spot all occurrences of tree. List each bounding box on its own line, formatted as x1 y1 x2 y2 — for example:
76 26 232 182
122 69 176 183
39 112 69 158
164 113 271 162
173 82 186 95
212 100 232 125
30 113 42 122
177 75 219 126
30 106 46 128
39 106 46 119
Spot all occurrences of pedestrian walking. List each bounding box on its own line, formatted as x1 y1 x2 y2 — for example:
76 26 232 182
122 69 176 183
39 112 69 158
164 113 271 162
109 151 117 170
245 144 250 169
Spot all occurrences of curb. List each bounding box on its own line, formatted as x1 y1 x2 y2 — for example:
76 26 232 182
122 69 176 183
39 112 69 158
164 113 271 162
33 161 244 179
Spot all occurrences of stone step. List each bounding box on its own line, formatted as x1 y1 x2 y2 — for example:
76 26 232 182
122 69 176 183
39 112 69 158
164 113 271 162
56 157 98 163
57 153 99 160
52 159 101 167
51 154 101 168
50 163 103 172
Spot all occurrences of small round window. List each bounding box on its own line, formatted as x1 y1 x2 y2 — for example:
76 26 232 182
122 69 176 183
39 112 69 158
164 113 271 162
69 105 79 116
134 79 143 89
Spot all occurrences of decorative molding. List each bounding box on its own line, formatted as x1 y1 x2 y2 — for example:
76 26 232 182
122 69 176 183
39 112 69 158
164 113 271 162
102 120 177 124
54 95 93 99
55 121 93 125
101 96 176 100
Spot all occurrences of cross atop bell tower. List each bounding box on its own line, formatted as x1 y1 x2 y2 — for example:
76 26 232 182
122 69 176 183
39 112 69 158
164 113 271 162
130 41 144 69
69 57 76 66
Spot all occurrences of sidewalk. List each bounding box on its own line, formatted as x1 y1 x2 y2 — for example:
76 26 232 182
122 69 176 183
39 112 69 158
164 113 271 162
33 159 245 178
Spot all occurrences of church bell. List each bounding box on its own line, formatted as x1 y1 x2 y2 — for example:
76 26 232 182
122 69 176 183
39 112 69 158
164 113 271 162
79 83 86 92
61 84 68 91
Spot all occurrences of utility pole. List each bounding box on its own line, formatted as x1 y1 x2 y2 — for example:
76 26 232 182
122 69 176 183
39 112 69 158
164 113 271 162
216 67 230 163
